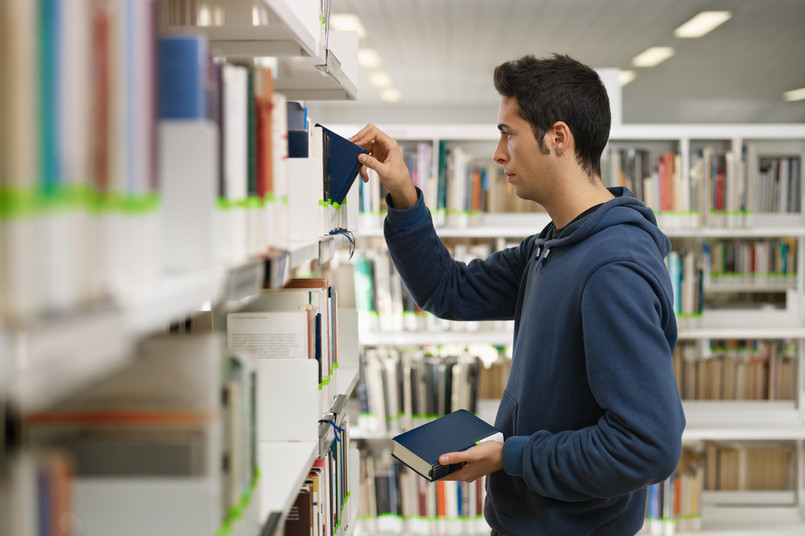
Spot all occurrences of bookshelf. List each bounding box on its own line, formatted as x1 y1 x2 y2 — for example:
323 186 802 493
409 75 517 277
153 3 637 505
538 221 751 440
326 122 805 535
0 1 361 535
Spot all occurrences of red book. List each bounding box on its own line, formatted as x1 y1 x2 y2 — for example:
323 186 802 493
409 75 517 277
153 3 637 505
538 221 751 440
255 67 273 199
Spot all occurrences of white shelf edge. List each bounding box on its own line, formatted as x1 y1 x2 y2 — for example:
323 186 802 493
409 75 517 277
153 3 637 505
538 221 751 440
361 325 805 346
359 330 514 347
274 48 358 101
8 307 132 412
326 123 805 142
359 221 805 240
336 365 360 399
166 0 323 59
682 400 805 440
258 440 318 525
678 327 805 339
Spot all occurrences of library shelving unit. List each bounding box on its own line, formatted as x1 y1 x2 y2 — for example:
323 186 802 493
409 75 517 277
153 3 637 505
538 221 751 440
328 122 805 535
0 1 361 535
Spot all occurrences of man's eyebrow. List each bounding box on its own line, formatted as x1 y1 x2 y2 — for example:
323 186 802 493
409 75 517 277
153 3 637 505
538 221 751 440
497 123 508 131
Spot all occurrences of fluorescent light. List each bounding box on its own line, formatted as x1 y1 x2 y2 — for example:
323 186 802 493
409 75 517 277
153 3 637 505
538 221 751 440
618 70 637 86
369 72 393 88
255 57 278 71
784 87 805 102
631 47 675 68
252 6 270 25
358 48 382 69
329 13 366 39
380 88 401 102
674 11 732 38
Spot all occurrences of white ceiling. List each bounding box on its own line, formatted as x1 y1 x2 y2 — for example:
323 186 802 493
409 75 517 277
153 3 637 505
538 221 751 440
314 0 805 125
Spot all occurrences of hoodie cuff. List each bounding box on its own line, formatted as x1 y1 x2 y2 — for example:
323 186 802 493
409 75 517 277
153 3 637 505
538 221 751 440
384 187 426 233
501 436 529 478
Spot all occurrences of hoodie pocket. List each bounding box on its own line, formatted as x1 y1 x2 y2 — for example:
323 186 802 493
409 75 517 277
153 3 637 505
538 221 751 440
488 391 523 517
495 390 519 436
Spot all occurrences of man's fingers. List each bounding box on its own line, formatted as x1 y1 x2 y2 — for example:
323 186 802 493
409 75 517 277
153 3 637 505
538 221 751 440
439 451 468 466
349 124 378 147
358 153 384 174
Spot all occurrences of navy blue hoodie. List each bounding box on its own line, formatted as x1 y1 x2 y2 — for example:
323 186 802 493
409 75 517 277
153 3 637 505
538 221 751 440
383 186 686 536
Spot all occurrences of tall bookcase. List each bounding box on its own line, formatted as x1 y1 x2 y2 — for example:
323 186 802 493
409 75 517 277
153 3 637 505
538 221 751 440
0 1 361 535
327 122 805 535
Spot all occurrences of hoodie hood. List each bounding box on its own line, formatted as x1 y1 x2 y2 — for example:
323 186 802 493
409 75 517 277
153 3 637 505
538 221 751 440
533 186 670 260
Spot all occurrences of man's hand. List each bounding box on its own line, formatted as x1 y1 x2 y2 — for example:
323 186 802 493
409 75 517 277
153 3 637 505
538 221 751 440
350 124 418 210
438 440 504 483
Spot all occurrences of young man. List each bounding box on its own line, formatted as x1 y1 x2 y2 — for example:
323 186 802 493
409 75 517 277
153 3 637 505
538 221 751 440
351 54 685 536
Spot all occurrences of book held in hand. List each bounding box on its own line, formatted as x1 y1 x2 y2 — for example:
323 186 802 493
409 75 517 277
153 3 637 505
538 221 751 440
391 409 503 482
315 123 369 206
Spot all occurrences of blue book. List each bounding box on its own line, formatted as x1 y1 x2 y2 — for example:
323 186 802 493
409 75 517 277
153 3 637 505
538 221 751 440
315 124 369 206
391 409 503 482
157 36 207 119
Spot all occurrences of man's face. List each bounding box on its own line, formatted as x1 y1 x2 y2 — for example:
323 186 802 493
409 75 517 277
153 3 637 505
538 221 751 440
493 96 554 204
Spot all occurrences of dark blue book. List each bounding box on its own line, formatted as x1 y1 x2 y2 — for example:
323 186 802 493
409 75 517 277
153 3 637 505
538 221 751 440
286 101 309 157
391 409 503 481
315 124 369 206
157 36 207 119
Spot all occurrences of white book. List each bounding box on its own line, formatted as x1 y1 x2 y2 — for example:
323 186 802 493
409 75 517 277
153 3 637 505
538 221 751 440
271 92 289 249
227 310 311 360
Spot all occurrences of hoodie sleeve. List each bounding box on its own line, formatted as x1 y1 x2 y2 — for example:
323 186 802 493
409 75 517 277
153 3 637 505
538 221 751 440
502 260 685 501
384 189 529 321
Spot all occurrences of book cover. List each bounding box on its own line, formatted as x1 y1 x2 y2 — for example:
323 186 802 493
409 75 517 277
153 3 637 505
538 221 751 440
157 35 207 119
391 409 502 482
315 123 369 206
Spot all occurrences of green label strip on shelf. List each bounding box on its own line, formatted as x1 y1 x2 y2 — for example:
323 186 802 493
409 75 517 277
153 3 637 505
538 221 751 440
215 470 261 536
0 184 162 220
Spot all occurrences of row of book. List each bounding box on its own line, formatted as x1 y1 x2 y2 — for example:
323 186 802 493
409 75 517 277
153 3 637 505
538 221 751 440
704 440 796 491
358 142 543 230
355 440 792 535
640 448 704 535
356 347 491 438
6 332 259 536
673 339 799 401
667 248 704 329
227 278 341 414
283 416 353 536
356 450 490 535
703 238 797 288
0 2 357 323
602 146 802 230
0 0 161 320
358 139 801 235
352 237 796 336
353 241 516 335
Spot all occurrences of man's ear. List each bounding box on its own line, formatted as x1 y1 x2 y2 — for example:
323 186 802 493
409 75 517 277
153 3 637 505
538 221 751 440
551 121 572 156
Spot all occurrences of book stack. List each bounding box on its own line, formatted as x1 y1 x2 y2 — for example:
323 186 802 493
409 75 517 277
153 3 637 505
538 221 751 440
20 332 256 536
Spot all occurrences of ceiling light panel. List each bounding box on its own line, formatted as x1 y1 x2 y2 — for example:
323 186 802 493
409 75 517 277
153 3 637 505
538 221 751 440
674 11 732 38
631 47 675 68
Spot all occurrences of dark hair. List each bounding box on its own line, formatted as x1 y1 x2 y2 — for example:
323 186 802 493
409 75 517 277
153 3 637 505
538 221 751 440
493 54 610 179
